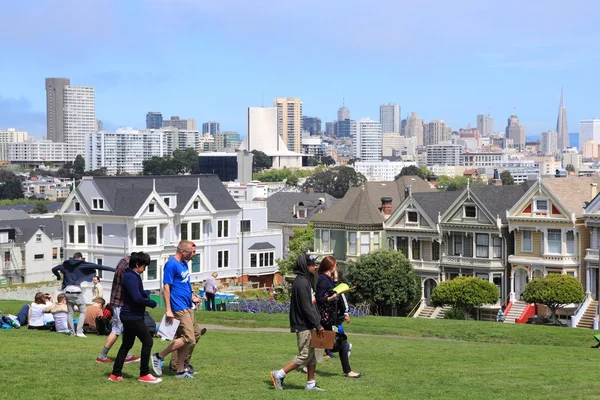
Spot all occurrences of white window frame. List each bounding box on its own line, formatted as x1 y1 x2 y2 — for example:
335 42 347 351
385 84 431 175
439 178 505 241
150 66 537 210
217 250 230 268
217 220 230 238
322 230 330 252
373 232 380 250
74 201 80 212
249 251 275 268
521 230 533 253
34 253 44 260
96 258 103 278
454 234 463 255
76 224 86 244
406 211 419 225
148 203 156 214
547 229 562 254
534 198 548 213
348 232 357 255
35 234 42 243
493 236 502 258
297 209 307 219
146 225 158 246
360 232 370 255
92 198 104 210
96 225 103 245
566 230 575 254
475 233 489 258
463 205 477 218
193 200 199 210
190 222 201 241
163 197 171 207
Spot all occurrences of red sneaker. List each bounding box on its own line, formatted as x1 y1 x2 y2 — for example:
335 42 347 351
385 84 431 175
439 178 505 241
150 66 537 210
124 355 141 364
108 374 123 382
96 357 113 364
138 374 162 384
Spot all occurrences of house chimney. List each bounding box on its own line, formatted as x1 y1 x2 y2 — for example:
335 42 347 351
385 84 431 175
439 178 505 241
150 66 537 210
493 169 502 186
306 185 313 194
592 183 597 199
426 175 438 188
381 197 393 218
39 225 45 232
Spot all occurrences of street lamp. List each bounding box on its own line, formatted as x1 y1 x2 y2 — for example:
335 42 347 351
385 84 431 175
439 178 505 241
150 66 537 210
108 235 127 258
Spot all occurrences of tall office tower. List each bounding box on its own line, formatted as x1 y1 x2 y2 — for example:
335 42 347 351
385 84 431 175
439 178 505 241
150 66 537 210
540 131 558 155
477 114 494 137
302 116 322 136
45 77 71 142
380 103 401 134
505 115 526 151
274 97 303 153
579 119 600 148
423 120 448 146
337 104 350 121
352 118 382 161
325 122 335 136
146 112 163 129
556 88 569 150
405 112 424 146
202 121 220 135
63 85 96 158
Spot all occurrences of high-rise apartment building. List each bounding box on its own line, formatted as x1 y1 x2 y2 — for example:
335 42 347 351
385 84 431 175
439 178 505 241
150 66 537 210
426 144 462 166
146 112 163 129
325 122 335 136
380 103 401 134
202 121 220 135
423 120 449 146
352 118 382 162
0 128 28 161
163 116 196 131
45 77 71 143
405 112 424 146
337 105 350 121
476 114 494 137
302 116 322 136
561 147 582 171
579 119 600 150
274 97 303 153
556 88 569 150
505 115 526 151
540 131 558 155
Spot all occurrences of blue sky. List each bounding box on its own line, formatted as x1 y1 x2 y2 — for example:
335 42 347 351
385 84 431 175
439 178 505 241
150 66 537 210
1 0 599 139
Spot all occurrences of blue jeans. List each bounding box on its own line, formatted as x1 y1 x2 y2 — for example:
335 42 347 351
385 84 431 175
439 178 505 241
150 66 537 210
205 292 216 311
65 292 86 335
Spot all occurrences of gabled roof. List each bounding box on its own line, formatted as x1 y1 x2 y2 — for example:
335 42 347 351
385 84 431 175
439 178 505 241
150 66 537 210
0 216 62 244
469 183 533 223
0 210 30 220
411 191 461 222
267 192 337 224
542 176 600 218
310 176 435 226
78 175 240 216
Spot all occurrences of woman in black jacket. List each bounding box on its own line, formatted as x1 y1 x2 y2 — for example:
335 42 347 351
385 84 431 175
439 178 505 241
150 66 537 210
316 256 363 378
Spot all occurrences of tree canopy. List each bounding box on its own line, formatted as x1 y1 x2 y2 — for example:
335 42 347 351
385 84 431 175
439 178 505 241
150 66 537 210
251 150 272 173
142 148 200 175
430 277 498 319
253 167 312 183
346 249 420 316
522 274 584 323
31 203 49 214
73 154 85 174
301 165 366 198
500 170 514 185
275 223 314 277
321 155 336 166
394 165 432 181
436 175 487 191
0 171 24 200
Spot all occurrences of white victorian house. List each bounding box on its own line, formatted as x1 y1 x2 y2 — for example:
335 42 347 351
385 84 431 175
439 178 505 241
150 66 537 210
59 175 283 291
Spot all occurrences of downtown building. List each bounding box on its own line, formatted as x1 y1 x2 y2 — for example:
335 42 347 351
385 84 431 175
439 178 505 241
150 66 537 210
352 118 382 162
380 103 401 134
505 115 526 151
477 114 494 137
202 121 220 135
163 116 197 131
405 112 424 146
274 97 303 153
146 112 163 129
579 119 600 149
0 128 28 162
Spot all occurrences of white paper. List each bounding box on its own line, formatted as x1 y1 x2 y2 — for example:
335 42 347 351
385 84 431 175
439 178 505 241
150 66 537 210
157 314 180 340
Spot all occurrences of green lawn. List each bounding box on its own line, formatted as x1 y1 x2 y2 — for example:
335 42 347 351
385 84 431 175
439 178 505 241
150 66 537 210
2 299 600 399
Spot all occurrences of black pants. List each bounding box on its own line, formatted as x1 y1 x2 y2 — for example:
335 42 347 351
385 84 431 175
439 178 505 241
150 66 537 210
338 339 352 374
206 292 216 311
112 318 153 377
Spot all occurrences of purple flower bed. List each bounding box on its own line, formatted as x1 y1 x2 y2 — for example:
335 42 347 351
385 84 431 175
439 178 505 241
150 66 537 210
228 298 366 317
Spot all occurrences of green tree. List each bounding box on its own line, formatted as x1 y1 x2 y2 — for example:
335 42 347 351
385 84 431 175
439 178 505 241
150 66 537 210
172 148 200 174
430 277 498 320
73 155 85 174
302 165 366 198
31 203 49 214
565 164 575 172
143 156 167 175
522 274 584 323
346 249 420 316
251 150 272 173
394 165 432 181
500 170 515 185
275 223 315 277
321 155 336 166
253 167 312 183
0 179 24 200
436 175 486 191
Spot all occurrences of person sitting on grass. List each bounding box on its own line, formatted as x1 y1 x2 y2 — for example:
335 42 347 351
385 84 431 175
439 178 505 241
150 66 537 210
84 297 106 332
44 294 69 333
28 292 52 330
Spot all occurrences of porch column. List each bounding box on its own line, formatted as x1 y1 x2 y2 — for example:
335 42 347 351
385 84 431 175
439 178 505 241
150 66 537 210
488 233 492 259
592 227 598 249
542 228 548 255
587 263 591 294
408 238 413 261
561 228 566 255
421 277 425 300
510 271 515 301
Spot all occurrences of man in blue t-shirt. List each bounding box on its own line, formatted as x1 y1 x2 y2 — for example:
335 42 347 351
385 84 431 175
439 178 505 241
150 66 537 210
152 241 204 379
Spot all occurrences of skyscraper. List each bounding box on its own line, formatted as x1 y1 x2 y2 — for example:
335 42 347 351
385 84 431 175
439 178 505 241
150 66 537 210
202 121 220 135
62 83 96 158
505 115 526 151
405 112 424 146
579 119 600 148
423 120 448 146
45 77 71 142
274 97 303 153
302 116 322 136
380 103 401 134
540 131 558 155
352 118 382 161
146 112 163 129
337 104 350 121
556 88 569 150
476 114 494 137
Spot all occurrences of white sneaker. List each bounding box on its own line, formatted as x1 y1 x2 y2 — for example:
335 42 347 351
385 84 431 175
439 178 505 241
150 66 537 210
76 333 87 338
348 343 352 358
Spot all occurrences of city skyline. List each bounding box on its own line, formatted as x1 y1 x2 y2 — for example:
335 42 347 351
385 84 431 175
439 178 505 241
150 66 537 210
1 1 599 139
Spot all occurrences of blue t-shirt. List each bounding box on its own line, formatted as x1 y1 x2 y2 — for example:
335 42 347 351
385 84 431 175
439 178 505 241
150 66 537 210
163 256 193 312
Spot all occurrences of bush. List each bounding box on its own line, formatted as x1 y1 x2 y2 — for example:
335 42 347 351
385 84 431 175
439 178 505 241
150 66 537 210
444 307 464 320
228 298 366 317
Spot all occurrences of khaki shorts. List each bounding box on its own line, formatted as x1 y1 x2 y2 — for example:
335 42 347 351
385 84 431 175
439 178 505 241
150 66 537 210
292 330 321 367
173 308 196 345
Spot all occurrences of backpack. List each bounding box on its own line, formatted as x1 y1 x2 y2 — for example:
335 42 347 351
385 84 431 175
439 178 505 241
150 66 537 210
95 316 112 335
144 312 156 335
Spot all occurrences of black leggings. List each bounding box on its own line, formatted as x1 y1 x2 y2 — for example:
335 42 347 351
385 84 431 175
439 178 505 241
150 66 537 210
28 325 51 330
112 318 153 377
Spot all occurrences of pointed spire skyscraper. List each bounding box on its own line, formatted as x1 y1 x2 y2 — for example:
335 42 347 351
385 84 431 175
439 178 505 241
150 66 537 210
557 88 569 150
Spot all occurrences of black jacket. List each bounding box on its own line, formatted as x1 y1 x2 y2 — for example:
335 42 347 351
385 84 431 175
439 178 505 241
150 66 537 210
289 255 322 333
120 268 156 321
52 259 116 290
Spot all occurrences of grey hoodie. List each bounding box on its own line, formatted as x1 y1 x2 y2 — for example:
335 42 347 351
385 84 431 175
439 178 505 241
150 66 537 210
289 254 322 333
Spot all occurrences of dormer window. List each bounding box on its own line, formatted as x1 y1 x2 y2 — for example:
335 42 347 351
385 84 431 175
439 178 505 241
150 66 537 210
193 200 199 210
407 211 418 224
163 197 170 207
74 202 80 211
92 198 104 210
464 205 476 218
297 209 306 219
148 203 155 213
534 199 548 213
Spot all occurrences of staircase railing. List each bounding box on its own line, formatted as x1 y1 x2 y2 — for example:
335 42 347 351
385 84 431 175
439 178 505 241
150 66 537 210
407 299 423 318
570 293 591 328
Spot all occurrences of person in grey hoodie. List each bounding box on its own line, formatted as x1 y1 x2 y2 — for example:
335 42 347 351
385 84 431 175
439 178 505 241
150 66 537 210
270 253 325 392
51 252 115 337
